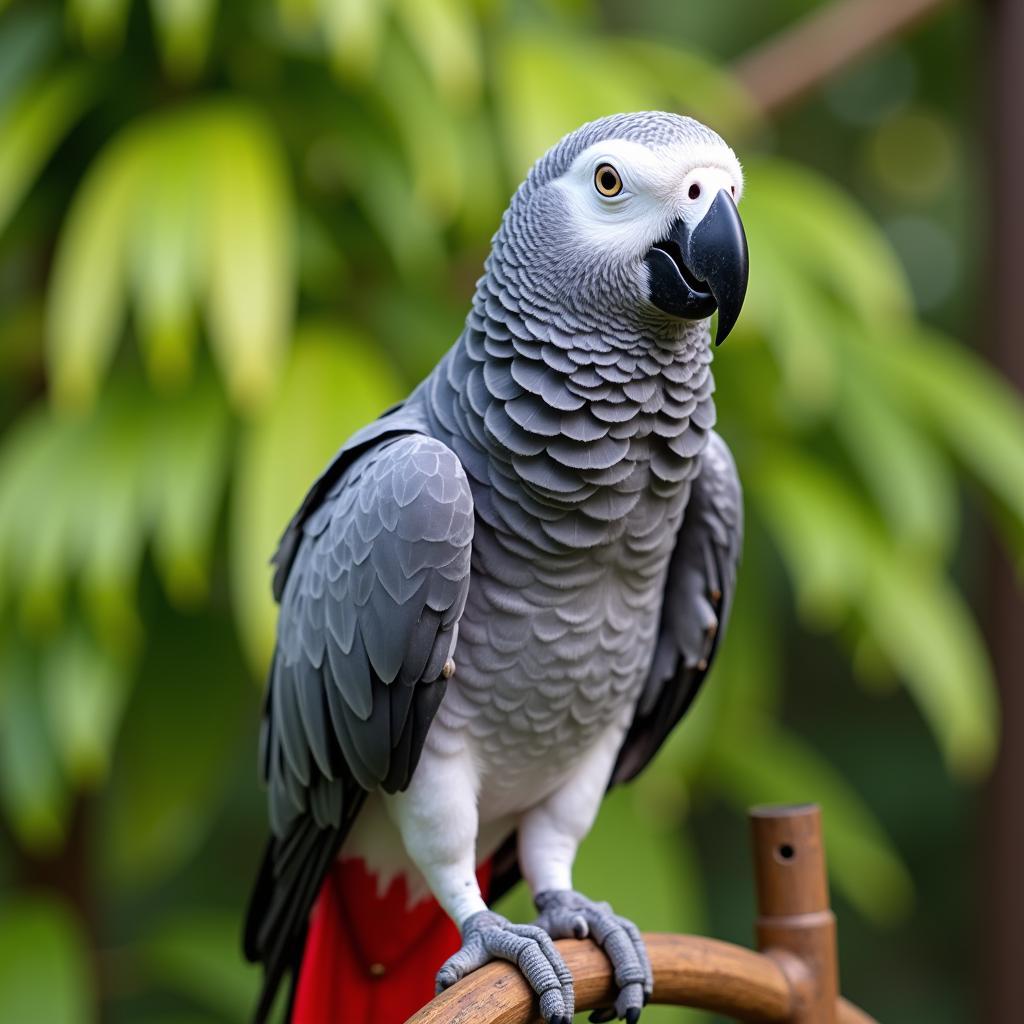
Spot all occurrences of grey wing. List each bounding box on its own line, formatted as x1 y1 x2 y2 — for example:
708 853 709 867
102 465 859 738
611 430 742 785
244 432 474 1021
264 432 475 835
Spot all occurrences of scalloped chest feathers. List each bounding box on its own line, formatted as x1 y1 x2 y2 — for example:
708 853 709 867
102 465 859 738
417 319 715 813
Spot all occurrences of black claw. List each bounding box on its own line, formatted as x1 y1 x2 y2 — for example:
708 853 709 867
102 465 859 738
625 1009 642 1024
589 1009 616 1023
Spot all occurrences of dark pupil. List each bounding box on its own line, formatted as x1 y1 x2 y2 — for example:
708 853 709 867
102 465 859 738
600 170 617 191
689 183 701 199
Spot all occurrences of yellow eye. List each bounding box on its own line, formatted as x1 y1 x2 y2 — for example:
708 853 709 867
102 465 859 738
594 163 623 197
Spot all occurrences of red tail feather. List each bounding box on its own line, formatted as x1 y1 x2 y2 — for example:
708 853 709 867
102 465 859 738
293 858 492 1024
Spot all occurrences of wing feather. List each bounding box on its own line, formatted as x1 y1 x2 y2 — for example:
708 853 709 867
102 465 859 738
611 430 742 784
244 424 475 1023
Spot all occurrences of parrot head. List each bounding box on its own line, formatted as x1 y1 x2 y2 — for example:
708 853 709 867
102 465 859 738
499 112 748 344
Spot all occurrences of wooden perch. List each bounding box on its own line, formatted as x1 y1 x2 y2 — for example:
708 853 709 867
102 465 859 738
406 804 878 1024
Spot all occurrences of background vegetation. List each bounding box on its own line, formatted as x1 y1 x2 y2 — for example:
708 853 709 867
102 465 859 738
0 1 1014 1022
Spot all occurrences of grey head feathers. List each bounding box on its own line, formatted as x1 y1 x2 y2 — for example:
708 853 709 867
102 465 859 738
524 112 728 190
491 112 742 332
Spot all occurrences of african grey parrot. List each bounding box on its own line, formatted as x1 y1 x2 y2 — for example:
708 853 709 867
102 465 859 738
244 111 747 1024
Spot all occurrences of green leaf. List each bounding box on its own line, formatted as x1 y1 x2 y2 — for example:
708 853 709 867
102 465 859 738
835 344 957 556
67 0 132 53
148 0 217 81
0 409 79 626
395 0 482 106
296 207 350 300
740 158 913 328
41 624 131 788
0 640 68 850
231 322 404 674
0 377 229 642
751 452 873 624
0 895 94 1024
451 109 504 238
15 394 148 648
0 6 62 113
48 102 296 413
73 396 148 648
710 726 914 926
374 34 465 224
868 329 1024 553
319 0 392 80
741 253 840 417
754 454 998 777
128 127 203 390
352 139 447 278
496 31 658 178
144 911 258 1022
276 0 318 30
203 104 295 410
862 554 998 778
102 612 249 886
46 126 145 411
0 67 93 239
143 375 230 606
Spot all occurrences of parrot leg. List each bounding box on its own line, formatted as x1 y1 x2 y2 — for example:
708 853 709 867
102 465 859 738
436 909 576 1024
533 889 653 1023
515 724 651 1021
386 747 575 1022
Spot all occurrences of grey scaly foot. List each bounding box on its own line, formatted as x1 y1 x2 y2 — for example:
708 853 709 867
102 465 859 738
435 909 575 1024
534 890 653 1023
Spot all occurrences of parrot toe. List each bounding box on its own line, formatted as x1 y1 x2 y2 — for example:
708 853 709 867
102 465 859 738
534 890 652 1023
440 910 575 1023
614 981 645 1021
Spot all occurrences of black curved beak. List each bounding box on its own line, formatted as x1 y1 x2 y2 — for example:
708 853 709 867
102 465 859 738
643 189 749 344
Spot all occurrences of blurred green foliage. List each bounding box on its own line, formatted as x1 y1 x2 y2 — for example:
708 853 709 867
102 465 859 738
0 1 1013 1022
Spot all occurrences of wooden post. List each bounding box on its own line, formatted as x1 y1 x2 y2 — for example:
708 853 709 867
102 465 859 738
750 804 838 1024
983 2 1024 1019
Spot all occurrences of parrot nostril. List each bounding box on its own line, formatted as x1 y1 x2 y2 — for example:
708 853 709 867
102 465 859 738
688 182 701 200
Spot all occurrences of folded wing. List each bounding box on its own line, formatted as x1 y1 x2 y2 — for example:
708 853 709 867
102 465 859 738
244 429 475 1021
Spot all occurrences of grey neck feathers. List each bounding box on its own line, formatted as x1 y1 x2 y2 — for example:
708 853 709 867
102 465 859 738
422 271 716 558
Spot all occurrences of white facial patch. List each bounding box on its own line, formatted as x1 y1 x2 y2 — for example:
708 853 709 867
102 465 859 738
550 137 744 260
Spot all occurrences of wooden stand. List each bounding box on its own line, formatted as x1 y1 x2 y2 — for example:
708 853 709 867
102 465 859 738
751 804 838 1023
406 804 874 1024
